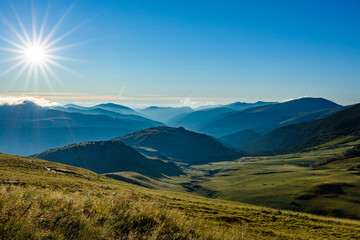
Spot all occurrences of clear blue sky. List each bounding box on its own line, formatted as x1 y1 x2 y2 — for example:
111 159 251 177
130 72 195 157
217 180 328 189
0 0 359 107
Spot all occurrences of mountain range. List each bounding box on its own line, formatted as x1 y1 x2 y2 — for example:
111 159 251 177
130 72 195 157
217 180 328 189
241 103 360 154
139 106 193 123
117 126 243 164
167 101 275 131
0 101 163 156
200 97 342 137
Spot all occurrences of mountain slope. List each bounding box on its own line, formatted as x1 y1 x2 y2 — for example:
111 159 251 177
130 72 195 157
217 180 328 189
117 126 243 164
167 101 275 131
242 103 360 153
201 97 342 137
33 140 183 177
139 106 193 123
0 101 162 156
2 153 359 239
219 129 262 147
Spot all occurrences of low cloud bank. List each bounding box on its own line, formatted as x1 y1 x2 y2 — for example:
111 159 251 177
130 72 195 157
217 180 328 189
0 96 59 107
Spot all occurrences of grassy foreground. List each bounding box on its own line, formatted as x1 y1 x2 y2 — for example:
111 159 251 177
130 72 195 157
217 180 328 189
1 153 360 239
114 136 360 220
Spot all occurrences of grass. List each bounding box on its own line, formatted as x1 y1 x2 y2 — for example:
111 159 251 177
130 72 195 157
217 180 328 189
1 153 360 239
116 137 360 220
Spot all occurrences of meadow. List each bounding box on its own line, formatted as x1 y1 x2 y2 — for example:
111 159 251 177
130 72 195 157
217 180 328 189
1 153 360 239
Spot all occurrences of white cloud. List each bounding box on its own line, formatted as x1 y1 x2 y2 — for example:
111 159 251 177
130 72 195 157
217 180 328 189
0 96 59 107
180 97 216 108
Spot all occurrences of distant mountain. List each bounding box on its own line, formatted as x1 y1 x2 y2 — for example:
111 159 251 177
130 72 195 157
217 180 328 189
117 126 243 164
219 129 261 148
242 103 360 154
33 140 183 177
139 106 193 123
224 101 277 111
62 103 141 116
167 107 235 131
167 101 276 131
200 98 342 137
58 106 162 125
94 103 140 115
0 101 163 156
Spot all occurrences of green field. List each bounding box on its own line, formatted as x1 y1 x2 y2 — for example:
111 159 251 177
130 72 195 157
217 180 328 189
110 136 360 220
1 153 360 239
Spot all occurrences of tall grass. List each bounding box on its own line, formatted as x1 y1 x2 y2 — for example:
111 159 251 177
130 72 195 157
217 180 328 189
0 185 244 240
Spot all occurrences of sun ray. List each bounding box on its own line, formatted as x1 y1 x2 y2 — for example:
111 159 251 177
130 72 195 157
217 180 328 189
0 59 27 76
0 36 27 50
37 2 50 45
41 1 77 47
0 0 93 90
10 3 32 45
31 0 37 44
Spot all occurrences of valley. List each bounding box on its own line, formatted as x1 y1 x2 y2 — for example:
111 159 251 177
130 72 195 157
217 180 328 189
1 153 360 239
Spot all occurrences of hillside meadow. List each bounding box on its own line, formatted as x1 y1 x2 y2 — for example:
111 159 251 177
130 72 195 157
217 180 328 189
1 153 360 239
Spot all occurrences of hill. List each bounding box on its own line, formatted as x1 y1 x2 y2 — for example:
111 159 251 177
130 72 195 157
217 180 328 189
32 140 182 178
200 97 342 137
117 126 243 164
219 129 262 147
59 106 162 125
167 101 275 131
0 101 162 156
242 103 360 153
139 106 193 123
1 153 359 239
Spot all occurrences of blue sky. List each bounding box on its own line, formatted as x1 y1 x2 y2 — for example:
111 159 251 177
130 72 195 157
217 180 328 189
0 0 359 107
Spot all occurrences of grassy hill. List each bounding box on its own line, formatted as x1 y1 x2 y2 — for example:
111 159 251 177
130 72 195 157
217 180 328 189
1 153 360 239
117 126 243 164
32 140 183 178
242 103 360 154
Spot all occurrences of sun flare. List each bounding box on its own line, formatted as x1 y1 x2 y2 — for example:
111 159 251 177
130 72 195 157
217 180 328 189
0 3 83 85
25 44 47 64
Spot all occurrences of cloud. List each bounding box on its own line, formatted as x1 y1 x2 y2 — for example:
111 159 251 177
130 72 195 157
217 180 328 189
180 97 216 108
0 96 59 107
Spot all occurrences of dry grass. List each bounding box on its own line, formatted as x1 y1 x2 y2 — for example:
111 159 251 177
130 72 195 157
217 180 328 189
1 153 360 239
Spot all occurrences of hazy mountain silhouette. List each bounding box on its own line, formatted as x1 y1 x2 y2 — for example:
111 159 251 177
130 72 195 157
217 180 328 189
139 106 193 123
58 106 162 125
94 103 140 115
0 101 163 156
242 103 360 154
200 98 342 137
33 140 183 177
224 101 277 111
167 101 276 131
117 126 244 164
62 103 141 116
219 129 261 148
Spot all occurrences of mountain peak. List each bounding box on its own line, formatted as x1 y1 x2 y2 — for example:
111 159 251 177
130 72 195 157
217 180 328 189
118 126 243 164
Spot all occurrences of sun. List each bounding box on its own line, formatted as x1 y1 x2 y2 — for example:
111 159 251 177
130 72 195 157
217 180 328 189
25 44 47 65
0 3 84 85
